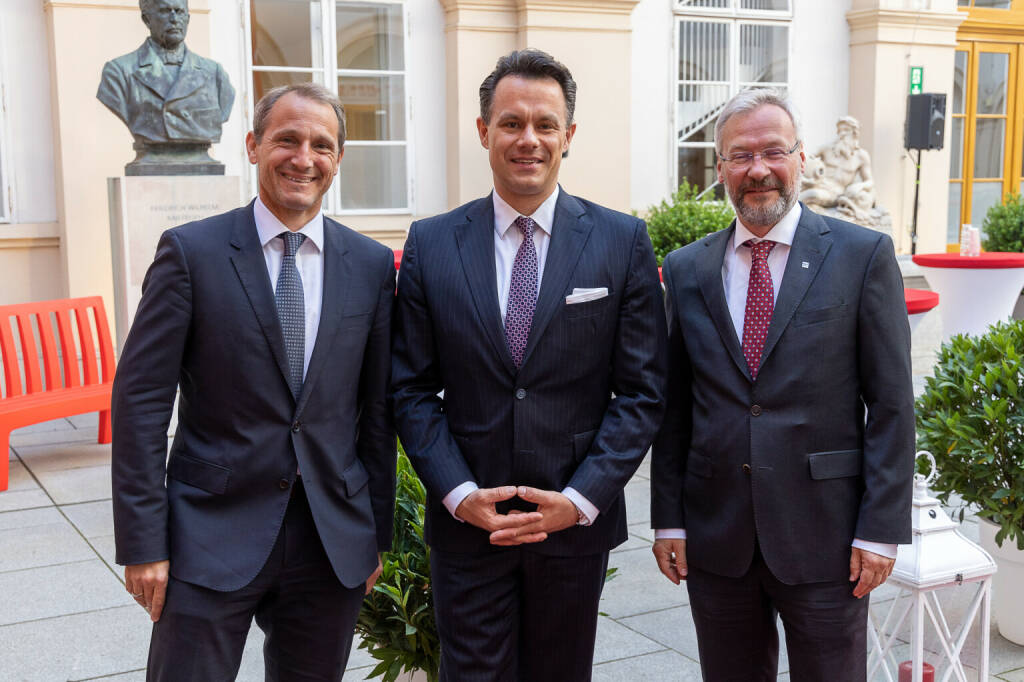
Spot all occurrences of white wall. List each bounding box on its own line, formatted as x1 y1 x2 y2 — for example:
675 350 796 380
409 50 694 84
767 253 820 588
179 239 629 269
630 0 674 214
2 0 58 225
208 0 248 194
789 0 853 155
406 0 447 216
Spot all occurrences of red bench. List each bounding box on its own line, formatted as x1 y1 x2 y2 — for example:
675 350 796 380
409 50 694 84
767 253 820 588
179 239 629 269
0 297 115 491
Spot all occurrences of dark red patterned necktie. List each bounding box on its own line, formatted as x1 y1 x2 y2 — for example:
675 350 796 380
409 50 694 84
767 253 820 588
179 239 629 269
505 216 538 368
742 239 776 380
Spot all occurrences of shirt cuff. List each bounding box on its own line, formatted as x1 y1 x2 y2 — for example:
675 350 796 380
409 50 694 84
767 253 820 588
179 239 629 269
655 529 686 540
562 487 599 526
442 481 479 521
851 538 897 559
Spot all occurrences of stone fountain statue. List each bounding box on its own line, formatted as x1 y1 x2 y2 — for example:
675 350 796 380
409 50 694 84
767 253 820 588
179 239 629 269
96 0 235 175
800 116 892 235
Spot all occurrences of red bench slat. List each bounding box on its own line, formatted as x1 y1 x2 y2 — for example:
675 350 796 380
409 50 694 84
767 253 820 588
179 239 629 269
55 308 80 389
75 306 99 386
16 314 43 394
0 317 20 399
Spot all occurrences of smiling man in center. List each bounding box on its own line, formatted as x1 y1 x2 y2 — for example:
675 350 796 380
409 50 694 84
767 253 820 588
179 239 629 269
392 49 668 681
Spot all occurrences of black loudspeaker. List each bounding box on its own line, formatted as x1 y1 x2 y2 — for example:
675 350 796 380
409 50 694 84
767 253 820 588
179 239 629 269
905 93 946 150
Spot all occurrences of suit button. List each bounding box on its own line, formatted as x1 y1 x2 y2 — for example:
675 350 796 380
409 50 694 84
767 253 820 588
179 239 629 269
515 388 526 400
742 463 751 474
750 405 762 417
292 421 301 433
279 478 290 490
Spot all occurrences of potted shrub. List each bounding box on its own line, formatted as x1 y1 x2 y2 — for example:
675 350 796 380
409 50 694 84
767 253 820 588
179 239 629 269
981 192 1024 319
640 180 735 266
915 318 1024 643
355 447 439 681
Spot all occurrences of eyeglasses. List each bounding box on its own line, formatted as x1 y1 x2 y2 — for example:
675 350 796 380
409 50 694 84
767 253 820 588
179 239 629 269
718 141 801 168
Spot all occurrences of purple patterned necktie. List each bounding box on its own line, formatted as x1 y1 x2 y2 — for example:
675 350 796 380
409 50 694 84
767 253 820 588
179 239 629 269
505 216 538 368
741 239 776 380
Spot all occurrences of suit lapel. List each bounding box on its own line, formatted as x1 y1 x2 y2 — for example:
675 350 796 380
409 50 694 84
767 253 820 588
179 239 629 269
696 225 750 380
166 49 206 103
296 219 351 412
228 203 293 397
520 191 591 368
131 41 175 100
760 206 833 365
454 197 517 376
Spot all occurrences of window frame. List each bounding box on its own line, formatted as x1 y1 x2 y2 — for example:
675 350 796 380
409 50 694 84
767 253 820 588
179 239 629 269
243 0 413 215
0 16 10 224
673 0 791 194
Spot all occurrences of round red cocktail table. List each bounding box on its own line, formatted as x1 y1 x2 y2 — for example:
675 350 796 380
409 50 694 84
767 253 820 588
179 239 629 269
911 252 1024 339
904 288 939 335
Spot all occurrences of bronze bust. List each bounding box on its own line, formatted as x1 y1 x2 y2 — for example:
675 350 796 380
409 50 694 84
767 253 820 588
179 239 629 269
97 0 235 175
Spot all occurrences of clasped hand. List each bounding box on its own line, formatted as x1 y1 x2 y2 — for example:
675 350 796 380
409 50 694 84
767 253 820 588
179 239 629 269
455 486 579 546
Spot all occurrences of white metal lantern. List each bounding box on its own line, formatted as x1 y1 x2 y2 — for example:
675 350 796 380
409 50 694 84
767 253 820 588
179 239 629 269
867 452 997 682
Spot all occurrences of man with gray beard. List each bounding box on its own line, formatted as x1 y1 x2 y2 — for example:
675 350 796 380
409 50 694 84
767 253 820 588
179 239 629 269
650 88 914 681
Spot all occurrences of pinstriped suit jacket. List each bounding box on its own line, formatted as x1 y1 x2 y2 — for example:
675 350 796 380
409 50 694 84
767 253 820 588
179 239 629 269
392 190 668 556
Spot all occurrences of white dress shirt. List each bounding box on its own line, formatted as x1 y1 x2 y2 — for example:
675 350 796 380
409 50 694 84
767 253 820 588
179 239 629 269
655 202 896 559
441 186 600 526
253 196 324 380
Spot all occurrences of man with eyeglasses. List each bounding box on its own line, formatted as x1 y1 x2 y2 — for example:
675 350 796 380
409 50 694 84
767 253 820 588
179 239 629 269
650 88 914 681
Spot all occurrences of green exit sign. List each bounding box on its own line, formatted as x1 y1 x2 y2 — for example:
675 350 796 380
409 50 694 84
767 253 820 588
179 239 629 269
910 66 923 94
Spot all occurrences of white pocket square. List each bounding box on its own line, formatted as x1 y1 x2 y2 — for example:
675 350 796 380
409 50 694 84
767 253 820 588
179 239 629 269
565 287 609 304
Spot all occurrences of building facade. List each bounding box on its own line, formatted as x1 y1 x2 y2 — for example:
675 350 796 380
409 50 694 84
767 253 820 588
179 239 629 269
1 0 1019 318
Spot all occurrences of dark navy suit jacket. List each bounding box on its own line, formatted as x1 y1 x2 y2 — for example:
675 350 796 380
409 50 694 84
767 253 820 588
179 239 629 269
112 202 396 591
651 205 914 585
392 190 668 556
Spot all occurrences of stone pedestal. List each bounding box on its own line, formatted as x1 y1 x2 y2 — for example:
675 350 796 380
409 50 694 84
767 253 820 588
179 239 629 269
108 175 240 348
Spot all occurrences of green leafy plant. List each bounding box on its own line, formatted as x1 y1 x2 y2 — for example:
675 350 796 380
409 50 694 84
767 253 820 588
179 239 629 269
639 180 735 265
356 446 439 681
982 192 1024 253
915 319 1024 549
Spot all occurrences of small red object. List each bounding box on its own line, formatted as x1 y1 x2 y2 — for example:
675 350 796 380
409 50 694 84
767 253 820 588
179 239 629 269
904 288 939 315
394 249 403 271
0 297 115 491
898 660 935 682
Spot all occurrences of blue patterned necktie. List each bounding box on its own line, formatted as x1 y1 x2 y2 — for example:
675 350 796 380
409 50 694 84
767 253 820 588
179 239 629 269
505 216 538 368
276 231 306 397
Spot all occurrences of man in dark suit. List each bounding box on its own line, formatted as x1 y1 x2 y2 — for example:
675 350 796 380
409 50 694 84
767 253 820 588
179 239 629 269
111 83 396 681
391 49 667 682
651 88 914 681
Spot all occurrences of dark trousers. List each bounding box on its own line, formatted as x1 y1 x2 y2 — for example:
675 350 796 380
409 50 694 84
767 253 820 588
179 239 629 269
430 546 609 682
147 480 366 682
686 543 868 682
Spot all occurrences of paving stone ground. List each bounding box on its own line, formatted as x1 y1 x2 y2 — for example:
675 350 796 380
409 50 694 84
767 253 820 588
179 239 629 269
2 261 1023 680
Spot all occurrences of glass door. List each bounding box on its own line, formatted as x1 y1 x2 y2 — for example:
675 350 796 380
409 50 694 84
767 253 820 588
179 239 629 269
948 42 1022 245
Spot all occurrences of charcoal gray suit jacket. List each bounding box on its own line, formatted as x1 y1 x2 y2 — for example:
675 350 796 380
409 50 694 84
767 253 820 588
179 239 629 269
651 204 914 584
